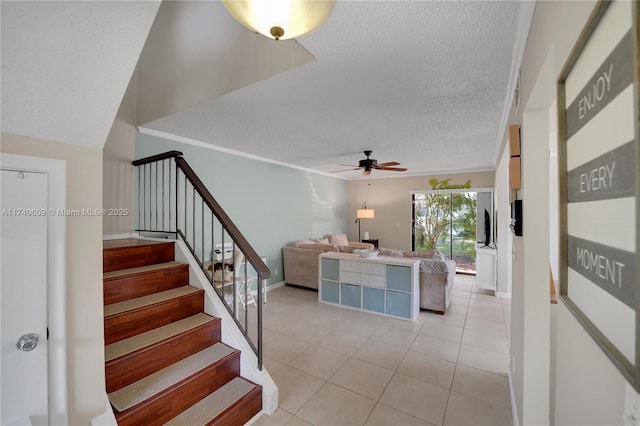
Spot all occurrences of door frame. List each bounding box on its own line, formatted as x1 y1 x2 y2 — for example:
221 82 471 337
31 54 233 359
1 153 67 425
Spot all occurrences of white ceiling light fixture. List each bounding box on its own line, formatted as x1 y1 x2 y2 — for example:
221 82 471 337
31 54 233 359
221 0 335 41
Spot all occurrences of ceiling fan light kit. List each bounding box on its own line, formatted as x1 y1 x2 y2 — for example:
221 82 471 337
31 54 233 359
221 0 336 41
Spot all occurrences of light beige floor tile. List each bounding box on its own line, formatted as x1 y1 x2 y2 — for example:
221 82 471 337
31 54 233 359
263 356 286 375
329 358 394 400
451 364 511 408
397 350 456 389
469 292 501 305
469 297 503 310
464 316 507 334
365 403 433 426
337 317 382 339
445 304 468 317
427 312 466 328
462 327 509 355
272 366 325 413
353 339 407 370
296 383 376 426
284 416 313 426
380 373 449 425
467 306 505 323
443 391 513 426
289 346 349 380
279 319 333 344
253 408 293 425
263 333 312 364
315 330 368 356
369 325 418 350
410 334 460 363
420 322 464 343
382 316 427 330
458 344 509 376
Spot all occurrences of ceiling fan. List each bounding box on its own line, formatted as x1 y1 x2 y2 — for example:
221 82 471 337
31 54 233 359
332 150 407 176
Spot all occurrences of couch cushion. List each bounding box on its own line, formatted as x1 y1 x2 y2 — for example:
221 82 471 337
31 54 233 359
379 247 404 257
298 243 338 252
314 238 330 244
328 234 349 246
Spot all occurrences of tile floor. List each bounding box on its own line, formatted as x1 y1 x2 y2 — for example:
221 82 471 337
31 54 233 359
251 274 512 426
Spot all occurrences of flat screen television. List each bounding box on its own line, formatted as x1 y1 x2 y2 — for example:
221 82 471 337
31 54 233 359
484 209 491 247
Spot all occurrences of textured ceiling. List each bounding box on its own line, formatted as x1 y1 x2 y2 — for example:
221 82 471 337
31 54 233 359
1 1 534 179
1 1 161 149
141 1 535 179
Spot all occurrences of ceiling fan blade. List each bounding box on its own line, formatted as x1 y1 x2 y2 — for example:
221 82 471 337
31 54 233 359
376 161 400 167
363 169 372 176
379 167 407 172
330 167 361 173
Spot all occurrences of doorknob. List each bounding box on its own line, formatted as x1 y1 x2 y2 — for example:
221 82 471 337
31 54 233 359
16 333 40 352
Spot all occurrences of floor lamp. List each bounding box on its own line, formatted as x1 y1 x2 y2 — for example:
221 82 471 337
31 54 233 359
356 207 375 242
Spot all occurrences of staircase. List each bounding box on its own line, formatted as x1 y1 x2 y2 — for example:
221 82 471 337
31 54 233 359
103 238 262 425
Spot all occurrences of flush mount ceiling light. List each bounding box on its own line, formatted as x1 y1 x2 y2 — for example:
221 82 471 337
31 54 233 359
221 0 336 41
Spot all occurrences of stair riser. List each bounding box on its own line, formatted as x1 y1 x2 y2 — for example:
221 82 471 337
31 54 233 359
114 352 241 426
104 243 174 273
104 266 189 305
208 385 262 426
106 320 221 393
104 292 205 345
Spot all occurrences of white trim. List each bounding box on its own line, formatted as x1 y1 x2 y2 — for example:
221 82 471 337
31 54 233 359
89 396 117 426
497 291 512 299
509 371 520 426
0 153 68 426
137 127 495 180
493 0 536 164
173 239 279 416
102 232 137 240
137 127 345 180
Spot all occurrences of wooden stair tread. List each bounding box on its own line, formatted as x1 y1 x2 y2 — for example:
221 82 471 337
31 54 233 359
105 313 215 362
163 377 258 426
103 238 172 250
108 343 237 412
103 262 186 280
104 286 201 317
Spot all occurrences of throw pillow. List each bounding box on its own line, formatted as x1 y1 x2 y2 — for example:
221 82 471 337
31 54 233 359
329 233 349 246
314 238 330 244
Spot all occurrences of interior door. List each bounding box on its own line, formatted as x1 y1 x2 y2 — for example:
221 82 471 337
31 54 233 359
1 169 49 425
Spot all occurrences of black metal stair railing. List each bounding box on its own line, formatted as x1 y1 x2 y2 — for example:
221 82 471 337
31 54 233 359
132 150 269 370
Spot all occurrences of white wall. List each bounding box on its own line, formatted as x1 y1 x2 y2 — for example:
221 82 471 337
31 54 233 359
348 171 495 251
103 70 137 236
504 0 639 424
136 133 349 286
1 133 105 425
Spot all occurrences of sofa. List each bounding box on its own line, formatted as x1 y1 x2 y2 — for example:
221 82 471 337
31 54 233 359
379 248 456 314
282 234 374 290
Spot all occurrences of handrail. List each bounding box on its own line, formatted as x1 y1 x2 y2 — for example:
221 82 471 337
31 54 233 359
132 151 269 369
175 157 270 279
132 150 183 166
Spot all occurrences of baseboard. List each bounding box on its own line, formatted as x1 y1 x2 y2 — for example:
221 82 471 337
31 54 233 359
102 232 137 240
497 291 512 298
508 371 519 426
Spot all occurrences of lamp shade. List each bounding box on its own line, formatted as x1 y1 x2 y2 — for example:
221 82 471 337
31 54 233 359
356 209 375 219
221 0 336 41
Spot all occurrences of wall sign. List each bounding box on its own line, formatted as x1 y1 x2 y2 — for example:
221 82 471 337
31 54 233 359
558 0 640 390
428 178 471 190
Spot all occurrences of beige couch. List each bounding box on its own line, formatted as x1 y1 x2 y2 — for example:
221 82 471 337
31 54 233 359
380 248 456 314
282 235 373 290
